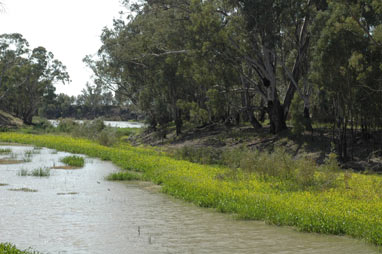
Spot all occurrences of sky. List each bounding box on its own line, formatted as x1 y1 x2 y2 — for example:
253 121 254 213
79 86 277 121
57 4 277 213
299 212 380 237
0 0 125 96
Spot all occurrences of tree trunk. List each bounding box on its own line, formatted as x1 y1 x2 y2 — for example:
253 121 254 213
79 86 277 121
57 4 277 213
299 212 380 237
241 74 262 130
259 98 266 122
175 108 182 136
303 106 313 131
247 109 262 129
268 100 287 134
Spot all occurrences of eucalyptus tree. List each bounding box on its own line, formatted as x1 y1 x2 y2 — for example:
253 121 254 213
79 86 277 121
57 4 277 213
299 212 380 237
86 0 200 135
142 0 324 133
0 33 69 124
313 0 382 159
217 0 328 133
0 33 29 101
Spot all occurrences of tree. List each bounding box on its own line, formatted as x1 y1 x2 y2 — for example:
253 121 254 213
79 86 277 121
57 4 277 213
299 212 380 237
0 33 69 124
313 0 382 160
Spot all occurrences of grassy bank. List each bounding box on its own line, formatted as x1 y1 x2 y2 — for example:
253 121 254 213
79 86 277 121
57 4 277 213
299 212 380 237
1 133 382 246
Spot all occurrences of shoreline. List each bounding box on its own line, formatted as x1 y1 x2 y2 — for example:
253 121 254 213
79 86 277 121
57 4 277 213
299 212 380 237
0 132 382 247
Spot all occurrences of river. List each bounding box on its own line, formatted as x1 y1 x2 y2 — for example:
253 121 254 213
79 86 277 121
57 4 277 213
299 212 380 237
0 145 379 254
48 120 145 128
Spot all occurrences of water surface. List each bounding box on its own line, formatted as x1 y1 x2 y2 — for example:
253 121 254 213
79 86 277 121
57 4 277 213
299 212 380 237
48 119 144 128
0 145 379 254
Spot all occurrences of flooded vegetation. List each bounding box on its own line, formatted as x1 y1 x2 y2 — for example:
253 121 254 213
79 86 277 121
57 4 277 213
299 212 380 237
60 155 85 167
8 187 38 192
0 136 381 253
0 159 24 165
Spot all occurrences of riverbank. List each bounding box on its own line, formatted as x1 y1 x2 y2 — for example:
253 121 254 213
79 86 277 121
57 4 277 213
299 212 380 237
1 132 382 247
130 123 382 173
0 110 23 130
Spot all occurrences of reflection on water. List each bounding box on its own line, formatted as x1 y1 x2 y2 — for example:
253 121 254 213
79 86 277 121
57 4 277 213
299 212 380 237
0 145 379 254
48 119 144 128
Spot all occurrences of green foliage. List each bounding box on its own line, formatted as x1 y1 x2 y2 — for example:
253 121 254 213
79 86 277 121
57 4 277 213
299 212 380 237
173 146 222 165
0 34 69 124
56 119 78 133
206 89 226 122
0 243 40 254
60 156 84 167
31 117 55 132
290 95 307 135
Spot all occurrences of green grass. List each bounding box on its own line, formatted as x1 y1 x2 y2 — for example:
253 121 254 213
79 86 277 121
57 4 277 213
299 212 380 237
17 167 50 177
60 156 84 167
2 132 382 246
8 188 38 193
107 171 142 181
0 243 41 254
17 168 29 176
0 148 11 154
31 167 50 177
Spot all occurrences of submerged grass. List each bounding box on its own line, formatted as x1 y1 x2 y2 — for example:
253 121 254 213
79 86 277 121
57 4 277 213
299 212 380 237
31 167 50 177
60 156 84 167
107 171 142 181
0 148 11 154
8 188 38 192
17 167 50 177
1 133 382 246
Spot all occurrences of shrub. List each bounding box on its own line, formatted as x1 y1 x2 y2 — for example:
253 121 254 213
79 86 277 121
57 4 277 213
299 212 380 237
57 119 78 133
96 128 118 147
173 146 222 165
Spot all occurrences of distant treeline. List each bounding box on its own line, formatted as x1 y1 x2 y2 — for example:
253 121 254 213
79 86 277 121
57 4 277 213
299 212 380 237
2 0 382 161
40 105 139 121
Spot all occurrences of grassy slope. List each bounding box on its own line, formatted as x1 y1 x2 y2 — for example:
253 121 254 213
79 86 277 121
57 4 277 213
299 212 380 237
0 110 23 128
1 132 382 246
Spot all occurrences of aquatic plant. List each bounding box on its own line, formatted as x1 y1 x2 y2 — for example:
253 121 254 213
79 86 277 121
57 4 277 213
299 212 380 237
8 188 38 192
0 148 11 154
0 242 41 253
31 167 50 177
60 156 84 167
1 133 382 246
17 168 29 176
107 171 142 181
17 167 50 177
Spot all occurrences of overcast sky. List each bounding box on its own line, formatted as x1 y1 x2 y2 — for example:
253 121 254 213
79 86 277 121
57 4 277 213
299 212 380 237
0 0 124 96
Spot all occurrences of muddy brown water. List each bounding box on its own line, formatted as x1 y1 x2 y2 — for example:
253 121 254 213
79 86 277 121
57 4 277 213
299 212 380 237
0 145 379 254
